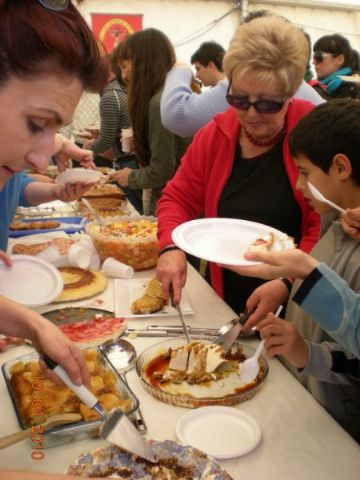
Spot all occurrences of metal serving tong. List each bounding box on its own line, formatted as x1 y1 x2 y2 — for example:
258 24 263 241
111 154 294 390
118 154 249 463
170 285 191 343
44 356 157 463
213 311 252 354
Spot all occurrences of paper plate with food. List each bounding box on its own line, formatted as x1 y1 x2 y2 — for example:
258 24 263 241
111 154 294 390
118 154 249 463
136 338 268 408
114 277 193 318
172 218 295 266
65 440 233 479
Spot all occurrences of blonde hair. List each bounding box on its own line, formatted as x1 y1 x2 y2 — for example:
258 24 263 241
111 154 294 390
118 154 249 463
223 16 308 97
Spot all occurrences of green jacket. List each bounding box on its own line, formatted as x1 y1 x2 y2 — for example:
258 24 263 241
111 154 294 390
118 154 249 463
128 90 192 215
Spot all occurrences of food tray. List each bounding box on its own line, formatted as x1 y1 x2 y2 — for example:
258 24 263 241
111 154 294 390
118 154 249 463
9 216 86 237
2 347 139 448
136 338 268 408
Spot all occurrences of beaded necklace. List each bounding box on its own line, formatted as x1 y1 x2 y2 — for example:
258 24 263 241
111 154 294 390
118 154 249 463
243 121 287 147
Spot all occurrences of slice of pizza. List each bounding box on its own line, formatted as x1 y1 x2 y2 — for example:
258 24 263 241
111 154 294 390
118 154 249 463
247 232 275 253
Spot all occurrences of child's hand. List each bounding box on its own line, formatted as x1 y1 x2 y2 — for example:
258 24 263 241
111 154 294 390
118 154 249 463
257 313 309 369
341 207 360 242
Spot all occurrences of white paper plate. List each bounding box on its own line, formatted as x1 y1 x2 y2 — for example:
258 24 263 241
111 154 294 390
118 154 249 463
172 218 294 266
0 255 63 307
114 278 193 318
72 130 93 139
56 168 103 186
339 75 360 83
176 406 261 459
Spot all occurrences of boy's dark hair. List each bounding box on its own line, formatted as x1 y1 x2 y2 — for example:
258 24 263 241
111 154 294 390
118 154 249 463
289 99 360 185
190 41 226 71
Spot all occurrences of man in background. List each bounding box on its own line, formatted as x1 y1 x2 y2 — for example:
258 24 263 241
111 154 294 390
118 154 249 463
190 41 226 87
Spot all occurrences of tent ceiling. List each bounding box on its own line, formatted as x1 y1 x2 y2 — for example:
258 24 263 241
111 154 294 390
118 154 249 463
232 0 360 12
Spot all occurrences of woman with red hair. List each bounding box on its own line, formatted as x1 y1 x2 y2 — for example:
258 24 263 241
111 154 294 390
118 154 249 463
0 2 108 478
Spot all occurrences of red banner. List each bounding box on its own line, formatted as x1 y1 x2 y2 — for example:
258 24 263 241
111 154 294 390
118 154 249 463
91 13 143 53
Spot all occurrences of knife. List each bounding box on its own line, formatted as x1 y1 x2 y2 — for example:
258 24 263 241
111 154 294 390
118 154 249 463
123 329 216 338
147 325 219 336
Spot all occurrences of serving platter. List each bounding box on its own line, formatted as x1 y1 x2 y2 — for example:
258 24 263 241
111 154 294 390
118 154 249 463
136 338 268 408
114 278 193 318
42 307 126 345
65 440 233 479
2 348 138 447
9 216 86 237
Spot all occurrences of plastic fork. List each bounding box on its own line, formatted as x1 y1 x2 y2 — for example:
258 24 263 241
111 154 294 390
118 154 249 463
308 182 345 213
239 306 283 383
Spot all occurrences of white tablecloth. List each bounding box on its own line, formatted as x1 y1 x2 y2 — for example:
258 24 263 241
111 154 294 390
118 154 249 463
0 263 359 479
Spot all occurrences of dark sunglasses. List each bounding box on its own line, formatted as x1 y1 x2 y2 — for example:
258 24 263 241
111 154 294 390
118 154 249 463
313 51 335 64
226 88 286 114
37 0 70 11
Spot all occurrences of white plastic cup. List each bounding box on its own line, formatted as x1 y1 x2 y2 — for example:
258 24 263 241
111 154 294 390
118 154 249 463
67 244 91 269
76 236 95 252
89 251 101 271
101 257 134 279
36 246 61 263
121 128 134 153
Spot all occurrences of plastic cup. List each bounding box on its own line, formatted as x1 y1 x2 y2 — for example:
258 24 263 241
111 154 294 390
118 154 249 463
76 236 95 252
67 244 91 270
101 257 134 279
121 128 133 153
89 251 101 271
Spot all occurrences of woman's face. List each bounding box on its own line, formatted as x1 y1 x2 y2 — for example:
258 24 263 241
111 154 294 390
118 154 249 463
230 70 291 142
313 52 344 79
0 73 82 190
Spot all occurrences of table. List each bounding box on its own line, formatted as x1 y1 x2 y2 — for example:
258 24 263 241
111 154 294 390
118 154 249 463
0 256 359 479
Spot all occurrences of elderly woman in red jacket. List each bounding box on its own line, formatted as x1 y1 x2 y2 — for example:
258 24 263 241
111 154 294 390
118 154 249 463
156 16 320 318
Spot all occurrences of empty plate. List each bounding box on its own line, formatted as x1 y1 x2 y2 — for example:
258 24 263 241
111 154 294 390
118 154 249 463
56 168 102 186
176 406 261 459
0 255 63 307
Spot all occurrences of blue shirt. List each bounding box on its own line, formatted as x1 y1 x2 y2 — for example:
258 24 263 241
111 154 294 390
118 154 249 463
294 262 360 360
0 172 34 250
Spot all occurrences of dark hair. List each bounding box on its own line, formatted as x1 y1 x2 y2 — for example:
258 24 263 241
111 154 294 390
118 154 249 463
352 49 360 73
122 28 176 165
289 99 360 185
313 34 355 70
190 41 226 71
0 0 108 92
241 9 272 23
110 42 127 85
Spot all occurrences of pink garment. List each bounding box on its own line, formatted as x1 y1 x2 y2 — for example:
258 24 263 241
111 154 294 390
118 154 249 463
157 100 320 298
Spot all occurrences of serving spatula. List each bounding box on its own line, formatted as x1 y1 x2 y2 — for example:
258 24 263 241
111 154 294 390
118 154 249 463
213 311 251 354
44 356 157 463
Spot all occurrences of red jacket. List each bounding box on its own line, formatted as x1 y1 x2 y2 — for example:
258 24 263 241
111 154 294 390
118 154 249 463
157 100 320 298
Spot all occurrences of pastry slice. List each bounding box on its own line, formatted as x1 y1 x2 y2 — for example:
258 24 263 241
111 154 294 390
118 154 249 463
247 232 274 253
131 277 167 314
